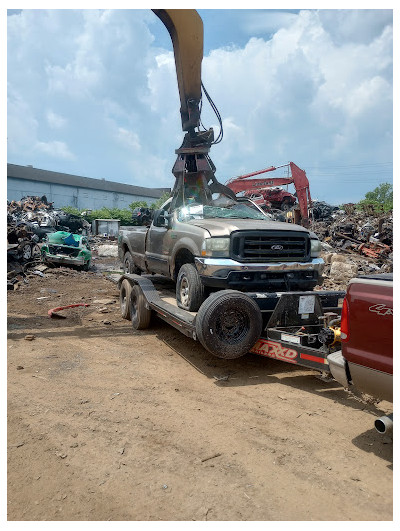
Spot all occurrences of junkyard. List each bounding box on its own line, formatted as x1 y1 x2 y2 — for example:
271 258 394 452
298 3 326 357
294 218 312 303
7 195 393 521
7 8 393 524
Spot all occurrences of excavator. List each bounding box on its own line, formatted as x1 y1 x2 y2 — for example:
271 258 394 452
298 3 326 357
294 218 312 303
152 9 236 209
152 10 312 227
225 162 313 225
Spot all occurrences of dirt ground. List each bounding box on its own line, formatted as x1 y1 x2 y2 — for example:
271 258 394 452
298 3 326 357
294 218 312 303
7 257 393 521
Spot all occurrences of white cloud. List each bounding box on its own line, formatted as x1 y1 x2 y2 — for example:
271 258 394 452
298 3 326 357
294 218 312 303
35 140 74 160
7 9 393 203
116 127 141 150
46 110 67 129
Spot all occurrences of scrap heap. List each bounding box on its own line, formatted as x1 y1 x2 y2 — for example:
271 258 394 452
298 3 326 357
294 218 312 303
310 202 393 290
7 196 91 289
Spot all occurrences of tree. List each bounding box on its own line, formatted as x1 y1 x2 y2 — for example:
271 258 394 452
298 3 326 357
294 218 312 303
128 200 148 210
357 183 393 213
150 192 171 210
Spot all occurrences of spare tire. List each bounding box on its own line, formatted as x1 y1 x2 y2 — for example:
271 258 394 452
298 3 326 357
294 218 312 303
195 290 263 359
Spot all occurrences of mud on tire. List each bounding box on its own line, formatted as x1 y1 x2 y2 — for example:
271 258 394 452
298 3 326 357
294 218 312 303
195 290 263 359
123 252 140 275
120 278 133 320
176 263 204 312
130 284 152 330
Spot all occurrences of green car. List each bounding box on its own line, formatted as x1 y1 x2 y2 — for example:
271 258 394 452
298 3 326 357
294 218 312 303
41 231 92 271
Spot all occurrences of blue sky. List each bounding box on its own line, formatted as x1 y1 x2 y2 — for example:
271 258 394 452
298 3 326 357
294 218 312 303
6 8 394 205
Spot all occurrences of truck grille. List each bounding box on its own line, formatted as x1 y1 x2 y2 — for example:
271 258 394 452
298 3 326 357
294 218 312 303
231 230 310 262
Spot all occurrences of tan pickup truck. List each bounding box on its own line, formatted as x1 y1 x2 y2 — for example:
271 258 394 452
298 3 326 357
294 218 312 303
118 197 324 311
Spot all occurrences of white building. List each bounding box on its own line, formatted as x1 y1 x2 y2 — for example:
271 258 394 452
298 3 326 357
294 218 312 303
7 163 170 210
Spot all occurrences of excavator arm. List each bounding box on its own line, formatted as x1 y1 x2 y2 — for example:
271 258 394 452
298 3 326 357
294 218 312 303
152 9 203 134
226 162 312 224
151 9 235 207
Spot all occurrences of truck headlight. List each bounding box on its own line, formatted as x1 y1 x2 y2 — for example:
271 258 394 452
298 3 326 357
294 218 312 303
201 237 230 257
310 238 322 257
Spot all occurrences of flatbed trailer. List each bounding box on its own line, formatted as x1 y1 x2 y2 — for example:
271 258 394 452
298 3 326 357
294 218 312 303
118 273 344 371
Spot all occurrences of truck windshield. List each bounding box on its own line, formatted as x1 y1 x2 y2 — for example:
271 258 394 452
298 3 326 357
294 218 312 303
177 201 266 221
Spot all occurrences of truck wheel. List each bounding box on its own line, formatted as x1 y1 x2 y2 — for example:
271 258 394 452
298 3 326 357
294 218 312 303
130 285 152 330
281 199 291 211
123 252 140 274
195 290 263 359
120 279 132 320
176 263 204 312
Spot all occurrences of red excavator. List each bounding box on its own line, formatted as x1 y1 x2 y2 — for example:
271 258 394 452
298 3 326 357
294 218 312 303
226 162 312 225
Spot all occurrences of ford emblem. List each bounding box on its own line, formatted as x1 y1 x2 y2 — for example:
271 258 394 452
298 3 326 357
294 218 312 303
271 244 284 250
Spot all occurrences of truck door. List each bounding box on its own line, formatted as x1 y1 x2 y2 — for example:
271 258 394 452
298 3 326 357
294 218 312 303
145 205 172 275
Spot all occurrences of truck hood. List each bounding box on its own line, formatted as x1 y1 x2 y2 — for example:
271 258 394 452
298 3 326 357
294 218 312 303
186 218 310 237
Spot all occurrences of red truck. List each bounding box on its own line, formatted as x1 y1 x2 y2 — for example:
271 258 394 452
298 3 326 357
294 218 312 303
327 273 393 432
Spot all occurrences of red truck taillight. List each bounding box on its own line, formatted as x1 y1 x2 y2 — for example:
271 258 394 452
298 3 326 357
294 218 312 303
341 296 350 342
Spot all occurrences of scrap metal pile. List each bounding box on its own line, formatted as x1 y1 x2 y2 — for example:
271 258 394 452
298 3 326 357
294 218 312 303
7 196 91 289
310 202 393 290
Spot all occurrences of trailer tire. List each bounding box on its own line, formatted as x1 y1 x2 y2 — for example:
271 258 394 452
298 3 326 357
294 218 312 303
130 285 152 330
195 290 263 359
120 279 133 320
176 263 204 312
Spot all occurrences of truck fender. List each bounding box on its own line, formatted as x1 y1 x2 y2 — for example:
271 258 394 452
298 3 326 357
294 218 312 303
170 238 201 278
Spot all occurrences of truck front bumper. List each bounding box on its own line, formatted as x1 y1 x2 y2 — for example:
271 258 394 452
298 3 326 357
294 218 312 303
194 257 324 290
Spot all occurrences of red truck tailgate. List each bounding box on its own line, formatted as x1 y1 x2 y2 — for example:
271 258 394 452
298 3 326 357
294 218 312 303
343 275 393 375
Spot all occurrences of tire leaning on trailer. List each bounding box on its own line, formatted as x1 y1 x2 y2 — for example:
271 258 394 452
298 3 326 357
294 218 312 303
130 284 152 330
195 290 263 359
120 278 133 320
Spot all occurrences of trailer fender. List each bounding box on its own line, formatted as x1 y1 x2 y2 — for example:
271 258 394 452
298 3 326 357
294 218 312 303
195 290 263 359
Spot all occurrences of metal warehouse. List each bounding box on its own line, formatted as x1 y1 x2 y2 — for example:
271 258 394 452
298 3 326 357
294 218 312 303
7 163 170 210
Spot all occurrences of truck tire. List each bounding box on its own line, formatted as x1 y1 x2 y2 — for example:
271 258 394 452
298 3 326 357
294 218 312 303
120 278 132 320
130 285 152 330
195 290 263 359
280 199 291 211
123 252 140 275
176 263 204 312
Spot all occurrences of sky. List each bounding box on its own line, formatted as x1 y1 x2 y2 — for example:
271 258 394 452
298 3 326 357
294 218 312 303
6 7 394 205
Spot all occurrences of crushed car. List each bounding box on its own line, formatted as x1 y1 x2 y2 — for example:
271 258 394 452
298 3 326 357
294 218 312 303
41 231 92 270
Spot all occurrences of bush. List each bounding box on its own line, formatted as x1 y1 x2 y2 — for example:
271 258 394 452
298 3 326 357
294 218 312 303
356 183 393 213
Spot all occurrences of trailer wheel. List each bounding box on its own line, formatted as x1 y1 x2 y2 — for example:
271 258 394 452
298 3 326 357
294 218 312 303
120 279 133 320
176 263 204 312
130 284 152 330
195 290 263 359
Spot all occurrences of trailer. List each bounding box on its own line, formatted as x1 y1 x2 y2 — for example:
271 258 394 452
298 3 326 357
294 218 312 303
118 274 344 372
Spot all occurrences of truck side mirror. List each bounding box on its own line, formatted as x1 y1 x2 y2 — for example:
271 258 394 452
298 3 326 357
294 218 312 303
153 209 171 228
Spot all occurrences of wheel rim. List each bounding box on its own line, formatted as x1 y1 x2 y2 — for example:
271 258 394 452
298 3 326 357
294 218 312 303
22 244 32 260
214 308 249 344
124 258 130 273
180 276 190 306
32 244 41 257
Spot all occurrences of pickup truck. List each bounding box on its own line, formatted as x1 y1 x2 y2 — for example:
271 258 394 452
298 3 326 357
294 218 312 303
327 273 393 423
118 197 324 311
